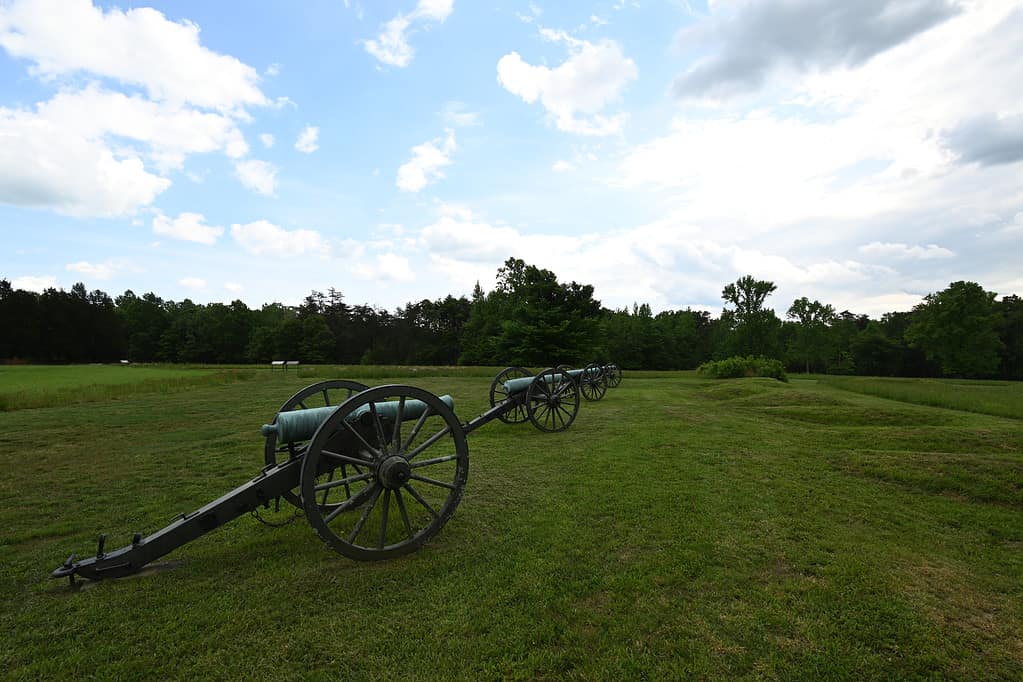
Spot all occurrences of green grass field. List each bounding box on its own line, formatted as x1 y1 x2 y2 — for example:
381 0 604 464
820 375 1023 420
1 367 1020 678
0 364 238 412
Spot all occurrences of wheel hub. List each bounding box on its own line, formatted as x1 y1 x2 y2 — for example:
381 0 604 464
377 456 411 490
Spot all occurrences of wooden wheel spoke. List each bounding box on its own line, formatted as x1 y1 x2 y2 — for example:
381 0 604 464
391 396 405 452
321 449 374 468
378 490 391 549
395 489 413 538
341 419 381 458
406 424 451 461
409 473 456 490
321 469 334 506
410 453 459 469
324 483 377 524
368 402 389 456
401 405 433 453
347 486 383 541
403 483 439 519
315 470 374 492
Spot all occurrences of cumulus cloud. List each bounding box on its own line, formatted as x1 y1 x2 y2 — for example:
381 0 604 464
179 277 207 290
260 133 274 148
420 214 520 262
396 130 456 192
65 261 118 280
352 253 416 283
0 0 267 111
34 86 249 171
497 31 637 135
943 113 1023 166
0 1 272 216
230 220 328 257
859 242 955 259
404 200 933 317
11 275 57 292
673 0 961 100
617 114 897 228
295 125 319 153
0 104 170 216
234 159 277 195
152 211 224 245
364 0 454 67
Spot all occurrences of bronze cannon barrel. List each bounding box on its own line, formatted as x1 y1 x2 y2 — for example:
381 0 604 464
261 394 455 443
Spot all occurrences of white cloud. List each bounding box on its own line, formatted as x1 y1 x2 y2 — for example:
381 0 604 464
440 101 480 127
0 0 267 112
497 32 637 135
617 114 901 230
34 86 249 171
65 261 117 280
858 242 955 260
0 103 170 216
11 275 56 292
260 133 275 148
179 277 207 290
152 211 224 245
396 129 456 192
364 0 453 67
610 0 1022 309
353 253 416 283
420 214 520 262
672 0 960 101
231 220 329 257
224 281 243 293
552 160 575 172
295 125 319 153
265 63 281 77
404 201 936 317
0 1 272 217
234 159 277 195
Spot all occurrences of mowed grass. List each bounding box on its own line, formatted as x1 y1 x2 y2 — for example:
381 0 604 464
0 364 515 413
0 368 1021 678
0 364 242 412
820 375 1023 421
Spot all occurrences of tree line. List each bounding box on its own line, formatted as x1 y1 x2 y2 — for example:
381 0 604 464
2 259 1020 379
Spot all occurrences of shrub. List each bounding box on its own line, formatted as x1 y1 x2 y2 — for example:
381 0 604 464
698 355 788 382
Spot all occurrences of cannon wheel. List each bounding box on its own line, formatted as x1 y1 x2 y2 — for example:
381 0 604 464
579 362 608 402
489 366 532 423
525 368 580 433
300 385 469 561
606 364 623 388
264 379 370 508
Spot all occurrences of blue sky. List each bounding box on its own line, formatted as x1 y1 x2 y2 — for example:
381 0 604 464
1 0 1021 316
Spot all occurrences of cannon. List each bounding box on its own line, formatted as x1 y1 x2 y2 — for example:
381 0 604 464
487 366 582 428
602 363 623 388
547 362 610 402
51 369 581 583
